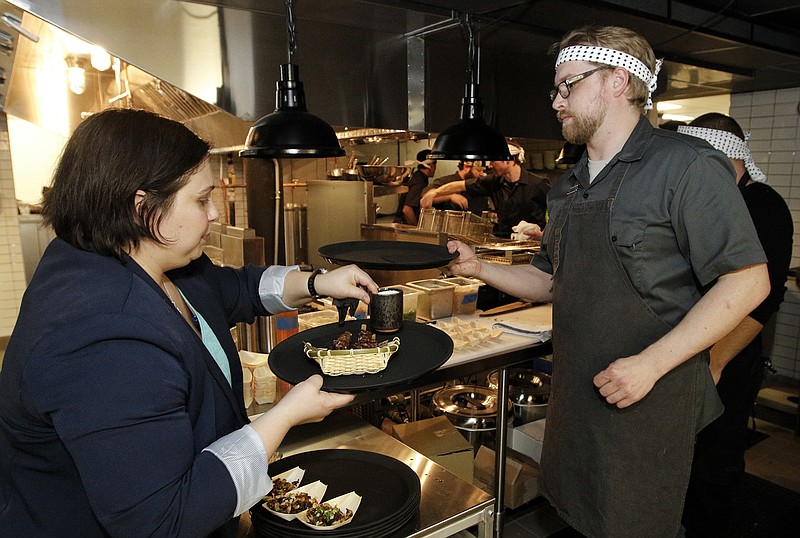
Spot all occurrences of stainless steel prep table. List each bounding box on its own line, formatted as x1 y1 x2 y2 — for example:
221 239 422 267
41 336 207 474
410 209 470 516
238 410 495 537
393 305 553 537
245 304 553 537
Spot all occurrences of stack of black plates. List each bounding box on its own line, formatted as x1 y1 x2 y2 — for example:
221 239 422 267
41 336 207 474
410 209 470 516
250 449 421 538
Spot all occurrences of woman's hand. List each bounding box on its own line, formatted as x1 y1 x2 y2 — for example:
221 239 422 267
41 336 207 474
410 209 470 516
445 240 482 278
250 375 355 456
282 265 378 307
273 375 355 425
314 265 377 304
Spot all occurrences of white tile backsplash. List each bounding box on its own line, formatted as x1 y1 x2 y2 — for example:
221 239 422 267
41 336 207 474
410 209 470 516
752 90 776 105
0 113 24 336
731 90 800 380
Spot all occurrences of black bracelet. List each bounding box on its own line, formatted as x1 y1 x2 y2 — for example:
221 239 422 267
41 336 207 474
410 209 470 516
307 268 328 298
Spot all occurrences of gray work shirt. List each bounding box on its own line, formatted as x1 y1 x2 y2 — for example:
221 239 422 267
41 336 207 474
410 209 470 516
534 115 766 327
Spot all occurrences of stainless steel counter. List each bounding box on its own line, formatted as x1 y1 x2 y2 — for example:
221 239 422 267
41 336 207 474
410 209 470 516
244 305 554 537
238 410 494 537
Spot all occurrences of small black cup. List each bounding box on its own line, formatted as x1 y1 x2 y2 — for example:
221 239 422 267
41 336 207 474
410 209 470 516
369 288 403 333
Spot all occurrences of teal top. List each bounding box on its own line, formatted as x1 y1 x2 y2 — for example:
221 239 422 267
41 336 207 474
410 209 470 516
180 290 232 387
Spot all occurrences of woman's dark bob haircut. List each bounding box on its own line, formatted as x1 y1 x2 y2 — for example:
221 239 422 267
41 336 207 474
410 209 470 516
42 108 211 260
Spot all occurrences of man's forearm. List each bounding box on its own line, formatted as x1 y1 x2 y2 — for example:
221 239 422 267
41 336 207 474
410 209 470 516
642 264 769 380
593 263 769 408
432 180 466 197
709 316 763 381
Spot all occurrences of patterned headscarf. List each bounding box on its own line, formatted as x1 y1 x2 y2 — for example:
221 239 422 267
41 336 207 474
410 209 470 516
555 45 663 110
508 143 525 164
677 125 766 182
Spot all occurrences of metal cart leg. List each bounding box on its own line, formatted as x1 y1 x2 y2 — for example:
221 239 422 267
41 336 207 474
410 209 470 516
492 366 509 537
410 388 420 421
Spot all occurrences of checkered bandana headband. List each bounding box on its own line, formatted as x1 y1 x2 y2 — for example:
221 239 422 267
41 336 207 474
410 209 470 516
555 46 663 110
677 125 767 182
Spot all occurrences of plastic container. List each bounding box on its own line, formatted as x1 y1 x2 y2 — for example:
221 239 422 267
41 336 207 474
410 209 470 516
298 309 339 332
386 284 422 322
406 279 456 319
437 276 482 315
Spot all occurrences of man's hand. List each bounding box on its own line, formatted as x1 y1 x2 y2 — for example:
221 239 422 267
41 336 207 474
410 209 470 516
448 194 469 209
593 355 662 408
420 188 437 209
446 240 482 278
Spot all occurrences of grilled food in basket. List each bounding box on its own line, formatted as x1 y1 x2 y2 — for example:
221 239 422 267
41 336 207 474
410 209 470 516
304 324 400 376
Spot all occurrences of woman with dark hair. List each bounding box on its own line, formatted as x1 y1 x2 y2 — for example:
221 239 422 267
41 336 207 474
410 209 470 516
0 108 376 537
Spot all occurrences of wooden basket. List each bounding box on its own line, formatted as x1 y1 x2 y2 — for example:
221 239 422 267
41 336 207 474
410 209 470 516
303 337 400 376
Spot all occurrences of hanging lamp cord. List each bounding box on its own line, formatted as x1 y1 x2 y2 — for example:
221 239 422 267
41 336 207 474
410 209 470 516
460 13 479 85
284 0 297 64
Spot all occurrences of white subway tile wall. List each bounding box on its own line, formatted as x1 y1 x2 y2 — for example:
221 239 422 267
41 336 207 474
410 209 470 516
731 88 800 380
0 114 27 335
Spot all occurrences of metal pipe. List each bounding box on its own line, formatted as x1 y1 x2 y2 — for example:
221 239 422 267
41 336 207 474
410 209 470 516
272 158 282 266
493 366 509 537
403 13 459 39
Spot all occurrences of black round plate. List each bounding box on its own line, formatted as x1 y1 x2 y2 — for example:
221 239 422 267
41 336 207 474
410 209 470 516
318 241 458 270
249 449 421 538
268 320 453 393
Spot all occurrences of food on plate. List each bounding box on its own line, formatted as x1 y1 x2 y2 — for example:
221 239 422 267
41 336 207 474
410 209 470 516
305 330 401 376
331 325 381 350
354 325 378 348
304 502 354 527
264 477 299 499
263 491 317 514
331 330 352 350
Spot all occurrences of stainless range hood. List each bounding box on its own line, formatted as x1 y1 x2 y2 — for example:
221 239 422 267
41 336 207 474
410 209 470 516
5 0 800 142
1 2 250 148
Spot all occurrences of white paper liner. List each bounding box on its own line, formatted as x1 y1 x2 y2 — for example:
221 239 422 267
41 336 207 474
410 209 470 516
296 491 362 530
263 480 328 521
271 466 305 489
436 318 503 350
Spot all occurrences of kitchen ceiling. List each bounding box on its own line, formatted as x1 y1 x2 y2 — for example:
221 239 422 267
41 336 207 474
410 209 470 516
8 0 800 140
189 0 800 100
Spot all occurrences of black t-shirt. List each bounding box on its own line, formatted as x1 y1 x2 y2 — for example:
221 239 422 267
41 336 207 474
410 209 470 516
465 167 550 237
427 172 490 214
740 180 793 325
394 169 429 224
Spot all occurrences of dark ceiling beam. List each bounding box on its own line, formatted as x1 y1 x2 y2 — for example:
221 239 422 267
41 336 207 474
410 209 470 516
586 0 800 56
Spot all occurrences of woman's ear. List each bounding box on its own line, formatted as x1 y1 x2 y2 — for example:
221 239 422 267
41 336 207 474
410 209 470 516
134 190 146 219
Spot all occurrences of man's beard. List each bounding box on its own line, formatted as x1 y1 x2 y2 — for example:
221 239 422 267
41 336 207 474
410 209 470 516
559 92 606 145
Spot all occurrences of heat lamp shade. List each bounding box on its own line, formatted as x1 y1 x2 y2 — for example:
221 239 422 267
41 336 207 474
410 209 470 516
240 63 345 159
429 83 511 162
240 108 345 159
429 117 512 161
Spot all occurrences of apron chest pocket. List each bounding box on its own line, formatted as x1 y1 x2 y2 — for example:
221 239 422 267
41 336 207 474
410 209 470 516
611 220 645 250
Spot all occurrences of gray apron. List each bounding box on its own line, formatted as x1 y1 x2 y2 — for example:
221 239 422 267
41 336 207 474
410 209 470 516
539 162 721 537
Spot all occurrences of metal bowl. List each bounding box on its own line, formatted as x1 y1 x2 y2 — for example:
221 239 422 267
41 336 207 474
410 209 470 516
327 167 360 181
430 385 512 431
487 368 551 424
356 165 411 186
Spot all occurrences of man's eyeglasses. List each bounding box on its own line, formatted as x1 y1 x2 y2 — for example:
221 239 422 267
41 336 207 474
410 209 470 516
549 66 609 102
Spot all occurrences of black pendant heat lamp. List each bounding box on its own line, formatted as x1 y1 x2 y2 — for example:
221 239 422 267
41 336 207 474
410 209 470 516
240 0 344 159
429 15 511 162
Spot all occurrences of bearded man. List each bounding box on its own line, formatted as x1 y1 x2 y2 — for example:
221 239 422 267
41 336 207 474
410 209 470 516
443 26 769 537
